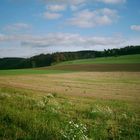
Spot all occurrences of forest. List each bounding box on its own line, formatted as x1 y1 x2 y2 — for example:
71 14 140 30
0 45 140 70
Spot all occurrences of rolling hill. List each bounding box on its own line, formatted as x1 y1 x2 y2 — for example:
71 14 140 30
55 54 140 65
44 54 140 72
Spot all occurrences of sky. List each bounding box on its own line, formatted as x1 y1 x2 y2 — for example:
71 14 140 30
0 0 140 58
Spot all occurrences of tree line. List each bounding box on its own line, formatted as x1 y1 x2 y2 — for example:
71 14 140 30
0 45 140 70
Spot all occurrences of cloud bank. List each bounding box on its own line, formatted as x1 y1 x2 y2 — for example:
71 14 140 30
68 8 118 28
0 33 124 47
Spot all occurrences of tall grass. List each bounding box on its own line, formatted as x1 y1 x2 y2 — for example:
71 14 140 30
0 87 140 140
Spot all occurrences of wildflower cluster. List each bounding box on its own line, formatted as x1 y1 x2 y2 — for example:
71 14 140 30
62 121 88 140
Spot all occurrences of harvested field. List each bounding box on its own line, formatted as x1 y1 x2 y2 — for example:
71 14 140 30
45 64 140 72
0 72 140 102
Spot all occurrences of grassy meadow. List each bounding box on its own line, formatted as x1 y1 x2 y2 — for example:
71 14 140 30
47 54 140 72
55 54 140 65
0 55 140 140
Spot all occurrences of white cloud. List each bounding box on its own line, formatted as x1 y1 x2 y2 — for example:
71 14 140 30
43 4 66 20
0 33 124 48
1 32 140 57
0 34 5 41
67 8 118 28
41 0 123 22
70 5 79 11
42 1 86 21
47 4 66 12
70 3 86 11
95 0 126 4
41 0 86 5
4 23 31 31
131 25 140 32
69 0 86 5
43 12 62 19
41 0 126 5
0 45 52 58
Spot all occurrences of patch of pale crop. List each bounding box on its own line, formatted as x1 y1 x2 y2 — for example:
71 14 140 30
88 104 113 119
35 94 61 114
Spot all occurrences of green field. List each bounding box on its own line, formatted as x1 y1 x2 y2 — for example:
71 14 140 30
56 54 140 65
0 69 72 76
0 55 140 140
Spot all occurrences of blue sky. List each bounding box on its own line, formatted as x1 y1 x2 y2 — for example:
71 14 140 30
0 0 140 57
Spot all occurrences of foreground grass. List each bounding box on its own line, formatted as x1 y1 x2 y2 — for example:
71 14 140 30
56 54 140 65
0 86 140 140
